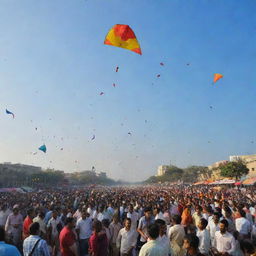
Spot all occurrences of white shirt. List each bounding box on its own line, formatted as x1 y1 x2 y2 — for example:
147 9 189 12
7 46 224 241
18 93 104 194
207 220 220 247
197 229 211 254
215 231 235 255
168 224 185 247
127 211 139 230
155 211 165 221
139 240 168 256
0 209 11 226
235 217 251 235
156 234 171 255
76 217 92 239
116 228 138 253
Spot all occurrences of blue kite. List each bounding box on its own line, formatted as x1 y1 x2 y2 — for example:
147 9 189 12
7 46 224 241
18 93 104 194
38 144 47 153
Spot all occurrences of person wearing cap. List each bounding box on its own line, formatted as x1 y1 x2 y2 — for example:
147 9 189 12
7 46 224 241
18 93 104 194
5 205 23 250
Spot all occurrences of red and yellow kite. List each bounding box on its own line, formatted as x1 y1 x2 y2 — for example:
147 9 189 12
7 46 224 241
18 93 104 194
104 24 142 55
213 73 223 83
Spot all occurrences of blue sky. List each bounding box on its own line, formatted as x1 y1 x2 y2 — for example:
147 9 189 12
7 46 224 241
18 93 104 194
0 0 255 181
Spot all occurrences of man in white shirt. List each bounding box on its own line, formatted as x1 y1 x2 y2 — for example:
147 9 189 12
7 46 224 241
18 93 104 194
235 209 251 239
155 219 172 255
154 208 165 221
139 223 168 256
127 204 139 230
197 218 211 255
76 210 92 256
168 215 185 248
116 218 138 256
207 212 220 248
215 219 235 255
0 204 11 228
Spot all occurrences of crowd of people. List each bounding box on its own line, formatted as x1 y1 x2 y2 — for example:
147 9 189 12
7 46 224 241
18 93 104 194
0 185 256 256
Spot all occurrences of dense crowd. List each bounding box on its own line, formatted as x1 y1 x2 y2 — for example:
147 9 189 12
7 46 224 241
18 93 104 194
0 185 256 256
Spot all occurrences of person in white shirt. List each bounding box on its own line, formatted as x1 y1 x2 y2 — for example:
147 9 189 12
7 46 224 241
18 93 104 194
168 215 185 249
116 218 138 256
0 204 11 228
214 219 236 255
197 218 210 255
127 204 139 230
235 209 251 239
47 210 61 256
33 212 47 238
139 223 168 256
154 207 165 221
155 219 172 255
206 212 220 248
76 210 92 256
109 215 122 256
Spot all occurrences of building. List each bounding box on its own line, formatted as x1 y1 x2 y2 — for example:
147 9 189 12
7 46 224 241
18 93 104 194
0 163 42 174
202 154 256 181
157 165 169 176
229 154 256 177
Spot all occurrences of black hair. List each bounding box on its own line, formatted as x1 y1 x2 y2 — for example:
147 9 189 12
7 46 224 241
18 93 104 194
0 227 5 241
144 207 152 213
239 209 246 218
93 220 102 233
27 208 34 216
29 222 40 235
148 223 159 239
155 219 166 226
200 218 208 229
172 215 181 224
220 219 229 228
65 217 74 225
240 240 255 254
125 218 132 223
184 234 199 249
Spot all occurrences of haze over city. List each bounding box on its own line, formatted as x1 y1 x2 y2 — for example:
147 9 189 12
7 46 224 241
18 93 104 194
0 0 255 182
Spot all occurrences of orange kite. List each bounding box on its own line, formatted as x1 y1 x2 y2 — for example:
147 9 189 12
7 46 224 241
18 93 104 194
213 73 223 83
104 24 142 55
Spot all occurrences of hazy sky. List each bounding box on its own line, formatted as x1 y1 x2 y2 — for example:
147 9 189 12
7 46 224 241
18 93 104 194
0 0 255 182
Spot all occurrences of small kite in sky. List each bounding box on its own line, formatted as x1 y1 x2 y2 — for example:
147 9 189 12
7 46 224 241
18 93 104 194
35 127 38 131
113 83 116 87
100 92 104 95
186 63 190 66
210 106 213 109
157 74 161 78
213 73 223 84
104 24 142 55
6 109 14 118
32 152 37 155
128 132 132 135
91 135 95 140
116 66 119 72
38 144 47 153
60 148 63 151
160 62 164 66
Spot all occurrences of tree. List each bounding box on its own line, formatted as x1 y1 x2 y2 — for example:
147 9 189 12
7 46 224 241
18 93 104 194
219 160 249 180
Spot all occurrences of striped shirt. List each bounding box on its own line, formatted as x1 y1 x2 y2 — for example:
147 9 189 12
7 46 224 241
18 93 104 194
23 235 50 256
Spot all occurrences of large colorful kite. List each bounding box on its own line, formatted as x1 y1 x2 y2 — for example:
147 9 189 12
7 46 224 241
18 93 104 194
104 24 142 55
213 73 223 83
6 109 15 118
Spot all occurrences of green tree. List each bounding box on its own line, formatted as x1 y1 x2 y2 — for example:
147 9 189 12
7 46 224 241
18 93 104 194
219 161 249 180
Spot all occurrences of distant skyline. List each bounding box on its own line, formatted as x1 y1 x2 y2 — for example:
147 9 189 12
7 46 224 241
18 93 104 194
0 0 255 182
